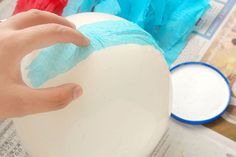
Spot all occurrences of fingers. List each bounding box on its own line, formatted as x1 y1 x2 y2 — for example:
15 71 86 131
15 84 82 116
16 23 90 56
6 9 76 30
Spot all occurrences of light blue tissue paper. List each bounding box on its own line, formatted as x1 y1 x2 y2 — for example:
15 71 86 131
161 0 182 25
62 0 210 65
63 0 84 16
144 0 166 35
30 1 210 87
28 20 161 87
119 0 150 27
94 0 153 27
79 0 97 12
94 0 121 14
154 0 210 64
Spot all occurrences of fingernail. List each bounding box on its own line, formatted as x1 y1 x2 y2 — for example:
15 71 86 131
83 37 90 46
73 86 83 100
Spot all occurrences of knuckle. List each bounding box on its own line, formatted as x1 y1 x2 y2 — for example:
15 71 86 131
28 9 43 18
26 9 47 19
51 24 69 34
52 91 71 106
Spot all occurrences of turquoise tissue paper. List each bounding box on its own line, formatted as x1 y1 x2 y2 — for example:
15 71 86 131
155 0 210 64
27 0 210 87
63 0 210 64
28 20 161 87
63 0 83 16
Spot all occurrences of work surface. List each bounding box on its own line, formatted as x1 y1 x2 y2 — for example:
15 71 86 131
0 0 235 157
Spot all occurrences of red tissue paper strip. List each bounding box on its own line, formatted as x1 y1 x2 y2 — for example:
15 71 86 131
13 0 68 15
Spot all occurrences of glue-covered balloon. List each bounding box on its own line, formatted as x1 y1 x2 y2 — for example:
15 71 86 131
15 13 171 157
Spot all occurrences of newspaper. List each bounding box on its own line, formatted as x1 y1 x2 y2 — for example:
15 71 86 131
174 0 236 141
150 0 236 156
0 0 236 157
150 119 236 157
154 0 236 155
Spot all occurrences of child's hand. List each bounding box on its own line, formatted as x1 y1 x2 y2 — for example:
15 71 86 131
0 9 90 119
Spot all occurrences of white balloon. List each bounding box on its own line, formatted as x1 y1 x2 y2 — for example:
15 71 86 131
14 13 171 157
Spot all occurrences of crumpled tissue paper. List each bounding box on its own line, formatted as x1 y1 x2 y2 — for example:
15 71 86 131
63 0 210 65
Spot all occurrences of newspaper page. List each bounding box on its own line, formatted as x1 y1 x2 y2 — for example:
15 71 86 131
0 0 236 157
151 0 236 157
173 0 236 142
150 119 236 157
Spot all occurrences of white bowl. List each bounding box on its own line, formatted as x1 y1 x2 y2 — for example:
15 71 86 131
14 13 171 157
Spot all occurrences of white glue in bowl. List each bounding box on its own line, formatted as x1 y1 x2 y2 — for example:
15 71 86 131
171 62 231 125
13 13 171 157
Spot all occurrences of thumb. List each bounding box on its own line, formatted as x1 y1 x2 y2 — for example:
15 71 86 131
19 83 83 115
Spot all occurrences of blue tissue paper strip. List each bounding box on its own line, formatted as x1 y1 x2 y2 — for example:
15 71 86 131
154 0 210 64
63 0 84 16
28 20 161 87
63 0 210 64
